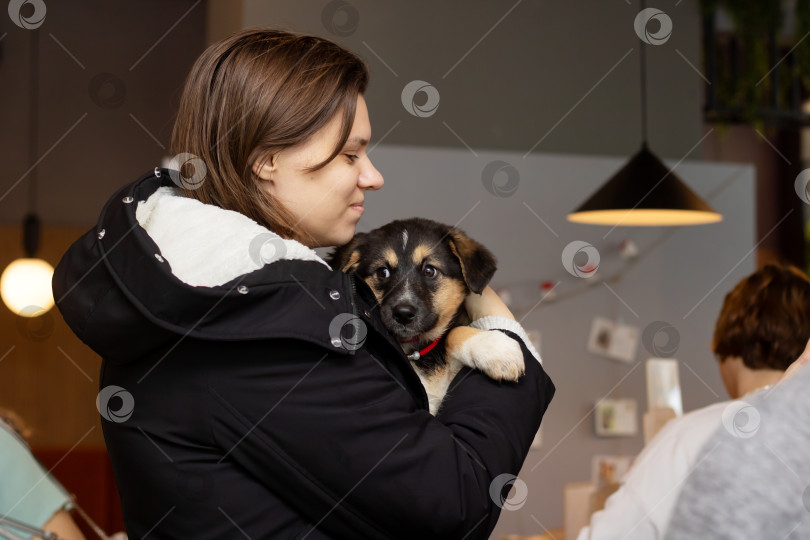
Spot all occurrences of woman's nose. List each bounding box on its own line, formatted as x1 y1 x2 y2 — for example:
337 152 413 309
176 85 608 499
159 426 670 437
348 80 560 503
358 157 384 190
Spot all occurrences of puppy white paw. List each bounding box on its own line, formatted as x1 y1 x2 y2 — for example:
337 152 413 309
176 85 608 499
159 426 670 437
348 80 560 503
452 330 525 382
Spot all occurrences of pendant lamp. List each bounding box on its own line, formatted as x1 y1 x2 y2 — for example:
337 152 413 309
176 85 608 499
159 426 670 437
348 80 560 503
567 1 722 226
1 31 54 318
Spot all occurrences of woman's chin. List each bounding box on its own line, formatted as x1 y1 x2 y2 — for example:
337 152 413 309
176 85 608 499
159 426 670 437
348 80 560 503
303 221 359 248
332 229 359 247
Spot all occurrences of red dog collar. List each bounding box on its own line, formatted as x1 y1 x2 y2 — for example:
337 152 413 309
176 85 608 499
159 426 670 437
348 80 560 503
406 337 441 361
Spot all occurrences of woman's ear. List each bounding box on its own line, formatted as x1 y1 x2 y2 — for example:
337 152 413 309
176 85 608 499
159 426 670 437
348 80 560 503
252 152 278 182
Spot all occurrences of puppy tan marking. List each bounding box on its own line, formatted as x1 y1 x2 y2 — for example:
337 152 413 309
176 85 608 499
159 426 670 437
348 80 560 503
383 248 398 269
341 251 361 273
411 244 433 265
421 279 466 343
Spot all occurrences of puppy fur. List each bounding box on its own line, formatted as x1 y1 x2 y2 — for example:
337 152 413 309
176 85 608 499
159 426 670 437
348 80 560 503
329 218 524 414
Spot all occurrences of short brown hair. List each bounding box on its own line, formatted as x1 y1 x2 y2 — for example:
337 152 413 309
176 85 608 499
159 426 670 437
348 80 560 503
169 28 369 243
713 264 810 371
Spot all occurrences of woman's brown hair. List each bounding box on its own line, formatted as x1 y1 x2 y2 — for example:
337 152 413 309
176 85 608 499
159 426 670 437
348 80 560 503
713 264 810 371
169 28 369 244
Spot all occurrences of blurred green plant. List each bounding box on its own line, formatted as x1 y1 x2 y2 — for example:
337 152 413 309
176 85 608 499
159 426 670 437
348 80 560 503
701 0 810 125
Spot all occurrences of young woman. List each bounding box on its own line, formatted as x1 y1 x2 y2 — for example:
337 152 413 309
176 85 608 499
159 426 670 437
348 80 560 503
53 29 555 539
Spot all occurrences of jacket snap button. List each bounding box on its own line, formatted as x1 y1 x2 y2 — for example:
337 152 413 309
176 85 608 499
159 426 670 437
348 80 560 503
329 290 340 300
97 229 105 239
331 337 342 347
237 285 249 294
154 167 162 178
122 196 134 204
154 253 164 263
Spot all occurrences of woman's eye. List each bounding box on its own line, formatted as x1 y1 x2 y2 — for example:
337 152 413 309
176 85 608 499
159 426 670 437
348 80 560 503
345 154 359 163
376 267 390 279
423 265 438 278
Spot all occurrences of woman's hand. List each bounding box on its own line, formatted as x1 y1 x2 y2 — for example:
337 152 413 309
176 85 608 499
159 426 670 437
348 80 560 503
43 509 87 540
464 285 515 321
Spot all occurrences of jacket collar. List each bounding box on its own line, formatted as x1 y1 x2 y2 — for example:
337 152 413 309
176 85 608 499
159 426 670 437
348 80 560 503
92 170 359 352
135 184 330 287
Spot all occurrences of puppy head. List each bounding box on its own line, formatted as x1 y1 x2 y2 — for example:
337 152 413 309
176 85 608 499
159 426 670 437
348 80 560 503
329 218 496 351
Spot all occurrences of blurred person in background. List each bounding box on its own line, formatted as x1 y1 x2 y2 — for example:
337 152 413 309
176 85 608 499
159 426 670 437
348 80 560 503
0 408 86 540
664 343 810 539
578 264 810 539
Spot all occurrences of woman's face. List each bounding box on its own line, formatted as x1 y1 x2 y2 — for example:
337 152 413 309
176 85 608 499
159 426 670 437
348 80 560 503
256 95 383 248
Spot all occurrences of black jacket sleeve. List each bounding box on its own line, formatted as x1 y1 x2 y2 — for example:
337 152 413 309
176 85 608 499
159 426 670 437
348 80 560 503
206 331 554 540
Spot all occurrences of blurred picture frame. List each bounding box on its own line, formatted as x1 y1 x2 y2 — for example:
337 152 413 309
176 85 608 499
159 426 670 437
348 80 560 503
594 398 638 437
587 316 639 364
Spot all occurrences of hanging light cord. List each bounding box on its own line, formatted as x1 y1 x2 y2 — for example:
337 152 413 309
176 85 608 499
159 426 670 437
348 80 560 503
28 30 39 216
22 30 41 258
639 0 648 146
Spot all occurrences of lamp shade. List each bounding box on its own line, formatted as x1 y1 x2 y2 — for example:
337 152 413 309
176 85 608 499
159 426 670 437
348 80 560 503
567 144 723 226
0 258 55 317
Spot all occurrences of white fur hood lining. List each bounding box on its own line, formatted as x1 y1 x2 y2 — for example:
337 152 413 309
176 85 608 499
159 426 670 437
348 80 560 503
135 186 330 287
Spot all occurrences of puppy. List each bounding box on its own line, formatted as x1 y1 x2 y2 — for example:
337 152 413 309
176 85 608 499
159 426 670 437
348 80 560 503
329 218 524 415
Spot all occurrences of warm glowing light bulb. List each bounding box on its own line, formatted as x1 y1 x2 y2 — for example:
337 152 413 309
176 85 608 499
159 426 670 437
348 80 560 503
0 258 55 317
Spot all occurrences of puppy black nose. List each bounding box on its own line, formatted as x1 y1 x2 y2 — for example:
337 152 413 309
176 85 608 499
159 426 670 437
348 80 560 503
393 304 417 325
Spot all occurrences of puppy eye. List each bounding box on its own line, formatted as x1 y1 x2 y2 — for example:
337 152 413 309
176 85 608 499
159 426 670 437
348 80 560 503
376 267 391 279
423 265 438 278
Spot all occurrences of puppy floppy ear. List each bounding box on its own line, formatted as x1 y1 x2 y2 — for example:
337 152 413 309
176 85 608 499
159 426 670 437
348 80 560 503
447 229 497 294
328 233 366 273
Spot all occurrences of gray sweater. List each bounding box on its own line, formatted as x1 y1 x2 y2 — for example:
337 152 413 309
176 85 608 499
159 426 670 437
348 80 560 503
664 365 810 539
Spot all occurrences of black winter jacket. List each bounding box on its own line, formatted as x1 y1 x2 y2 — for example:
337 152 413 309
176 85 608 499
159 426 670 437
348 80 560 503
53 169 555 540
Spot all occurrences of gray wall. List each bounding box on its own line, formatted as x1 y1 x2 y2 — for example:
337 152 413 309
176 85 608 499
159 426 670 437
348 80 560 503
0 0 206 226
236 0 704 159
363 144 755 534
